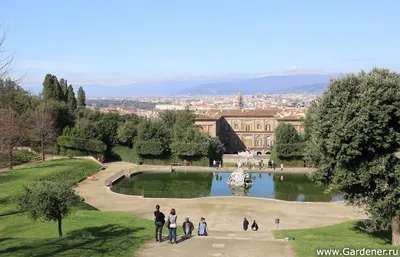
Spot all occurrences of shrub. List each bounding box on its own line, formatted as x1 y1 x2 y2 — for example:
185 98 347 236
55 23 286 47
111 146 139 163
57 136 107 153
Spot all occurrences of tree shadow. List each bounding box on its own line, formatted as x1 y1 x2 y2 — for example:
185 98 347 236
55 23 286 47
0 224 147 257
352 220 392 244
0 210 21 217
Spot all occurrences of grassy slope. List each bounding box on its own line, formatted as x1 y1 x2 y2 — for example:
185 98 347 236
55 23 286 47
274 220 396 257
0 159 155 257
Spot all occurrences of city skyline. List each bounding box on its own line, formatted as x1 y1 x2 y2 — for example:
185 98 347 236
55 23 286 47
3 0 400 88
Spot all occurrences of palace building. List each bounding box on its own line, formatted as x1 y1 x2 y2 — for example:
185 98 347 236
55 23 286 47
194 93 306 154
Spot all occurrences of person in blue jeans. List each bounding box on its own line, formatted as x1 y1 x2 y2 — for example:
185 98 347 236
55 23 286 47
167 208 178 244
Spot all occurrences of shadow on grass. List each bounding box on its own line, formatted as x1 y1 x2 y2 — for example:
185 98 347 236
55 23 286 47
0 210 21 217
352 220 392 244
0 224 147 257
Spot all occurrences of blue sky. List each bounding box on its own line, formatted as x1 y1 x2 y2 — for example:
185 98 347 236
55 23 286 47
3 0 400 87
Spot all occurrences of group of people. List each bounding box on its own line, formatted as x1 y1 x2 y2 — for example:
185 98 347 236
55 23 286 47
243 218 259 231
153 205 209 244
212 160 222 169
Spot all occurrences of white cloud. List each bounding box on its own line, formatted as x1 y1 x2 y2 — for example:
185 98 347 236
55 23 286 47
287 66 297 71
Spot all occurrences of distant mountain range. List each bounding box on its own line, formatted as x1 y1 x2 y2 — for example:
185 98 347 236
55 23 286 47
24 73 341 97
180 74 341 95
270 83 329 94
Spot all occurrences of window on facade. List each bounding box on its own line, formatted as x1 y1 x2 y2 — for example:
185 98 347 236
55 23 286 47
234 139 239 146
234 124 238 129
256 139 262 146
266 124 271 131
225 137 229 145
256 124 261 130
245 125 251 131
266 137 271 147
224 124 229 131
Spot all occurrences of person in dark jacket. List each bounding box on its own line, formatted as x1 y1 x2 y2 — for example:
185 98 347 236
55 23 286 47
154 205 165 242
243 218 249 231
182 217 194 236
251 220 259 231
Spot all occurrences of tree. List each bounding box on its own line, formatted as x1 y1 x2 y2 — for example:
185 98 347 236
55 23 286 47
170 126 209 157
0 78 33 114
274 123 302 160
304 68 400 245
158 109 195 129
117 120 137 147
0 108 24 169
208 137 225 161
77 86 86 107
135 120 170 156
42 74 62 101
17 181 76 237
67 85 77 111
59 78 68 102
0 22 13 79
31 104 58 161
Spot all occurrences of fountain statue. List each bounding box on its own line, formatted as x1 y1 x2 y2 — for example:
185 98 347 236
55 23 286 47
227 161 253 196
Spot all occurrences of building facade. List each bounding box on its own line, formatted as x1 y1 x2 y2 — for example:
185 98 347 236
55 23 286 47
194 108 306 154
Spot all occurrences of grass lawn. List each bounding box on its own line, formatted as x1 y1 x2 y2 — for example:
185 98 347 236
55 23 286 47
0 159 156 257
274 220 397 257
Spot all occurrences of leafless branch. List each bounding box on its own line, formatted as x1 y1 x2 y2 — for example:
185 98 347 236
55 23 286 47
31 105 58 161
0 108 24 169
0 20 14 80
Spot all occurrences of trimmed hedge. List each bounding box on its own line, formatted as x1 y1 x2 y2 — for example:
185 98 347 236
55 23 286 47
111 145 210 166
57 136 107 153
111 146 139 163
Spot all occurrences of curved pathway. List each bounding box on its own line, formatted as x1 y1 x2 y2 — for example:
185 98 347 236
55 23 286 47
76 161 367 257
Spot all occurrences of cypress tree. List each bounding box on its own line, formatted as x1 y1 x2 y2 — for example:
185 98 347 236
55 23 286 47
77 86 86 107
67 85 77 111
60 78 68 102
42 74 54 101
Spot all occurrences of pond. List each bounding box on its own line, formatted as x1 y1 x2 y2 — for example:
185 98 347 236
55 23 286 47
111 171 341 202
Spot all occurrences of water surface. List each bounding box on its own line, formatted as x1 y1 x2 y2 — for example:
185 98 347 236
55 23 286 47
111 171 341 202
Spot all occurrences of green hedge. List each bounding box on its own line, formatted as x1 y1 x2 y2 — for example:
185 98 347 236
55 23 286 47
270 145 305 167
57 136 107 153
111 146 139 163
111 145 210 166
0 150 36 168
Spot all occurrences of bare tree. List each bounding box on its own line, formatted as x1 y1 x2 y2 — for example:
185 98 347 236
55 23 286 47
0 108 24 169
0 21 13 80
31 105 58 161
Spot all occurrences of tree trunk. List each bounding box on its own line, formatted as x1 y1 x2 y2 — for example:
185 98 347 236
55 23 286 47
392 216 400 246
41 138 45 161
8 147 13 170
58 217 62 237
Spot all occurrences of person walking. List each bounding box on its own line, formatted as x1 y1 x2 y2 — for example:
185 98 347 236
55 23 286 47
280 162 284 171
154 205 165 242
182 217 194 236
167 208 178 244
197 217 209 236
251 220 259 231
243 217 249 231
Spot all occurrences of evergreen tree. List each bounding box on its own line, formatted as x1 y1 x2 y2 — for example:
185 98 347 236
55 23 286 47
59 78 68 102
77 86 86 107
305 68 400 245
67 85 77 111
42 74 54 101
52 75 63 101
